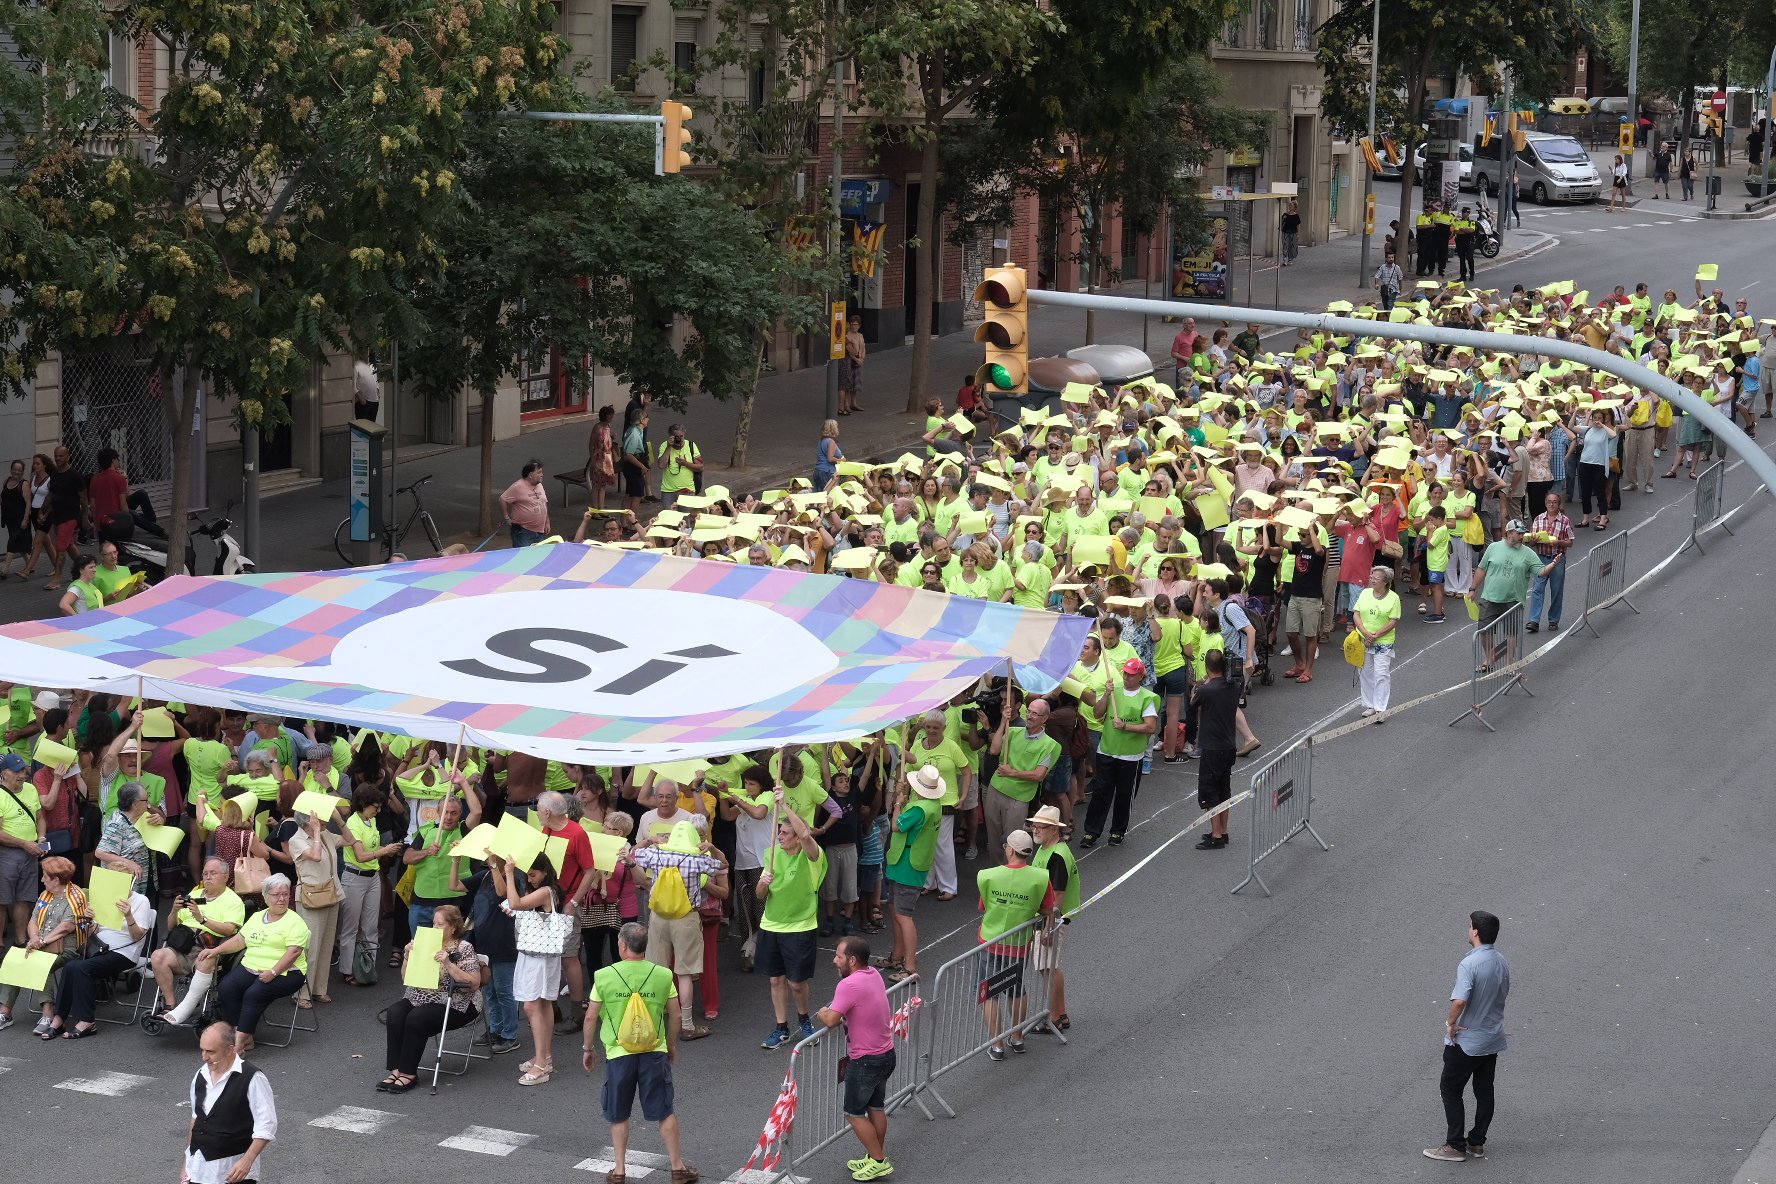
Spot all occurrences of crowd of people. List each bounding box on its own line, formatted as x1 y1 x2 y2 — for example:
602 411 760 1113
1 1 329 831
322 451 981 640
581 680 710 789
1 270 1770 1182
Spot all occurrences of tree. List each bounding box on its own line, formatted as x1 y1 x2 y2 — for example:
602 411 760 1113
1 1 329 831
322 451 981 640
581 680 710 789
1600 0 1776 155
0 0 562 573
399 111 819 533
1318 0 1600 272
949 0 1264 344
846 0 1056 410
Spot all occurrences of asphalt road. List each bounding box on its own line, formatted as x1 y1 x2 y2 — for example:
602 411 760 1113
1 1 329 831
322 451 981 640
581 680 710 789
1 215 1773 1184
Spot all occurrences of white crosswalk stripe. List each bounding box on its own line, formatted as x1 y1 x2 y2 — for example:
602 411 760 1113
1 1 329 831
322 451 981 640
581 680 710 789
721 1171 809 1184
0 1055 22 1075
575 1147 671 1177
55 1070 156 1096
309 1105 404 1134
439 1125 538 1156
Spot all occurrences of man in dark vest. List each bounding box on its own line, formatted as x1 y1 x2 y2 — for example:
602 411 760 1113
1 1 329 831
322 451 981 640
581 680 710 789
186 1020 277 1183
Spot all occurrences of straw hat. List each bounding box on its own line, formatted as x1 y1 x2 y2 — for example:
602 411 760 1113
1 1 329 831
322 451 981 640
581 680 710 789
907 764 947 800
1025 804 1068 831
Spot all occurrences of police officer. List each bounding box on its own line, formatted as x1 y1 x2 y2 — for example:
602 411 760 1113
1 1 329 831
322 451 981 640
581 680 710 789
1431 202 1455 277
1454 206 1477 282
1414 201 1437 277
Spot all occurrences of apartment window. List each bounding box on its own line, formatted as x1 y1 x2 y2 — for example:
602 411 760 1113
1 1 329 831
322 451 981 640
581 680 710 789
674 17 700 80
746 22 768 109
610 6 642 89
102 28 131 95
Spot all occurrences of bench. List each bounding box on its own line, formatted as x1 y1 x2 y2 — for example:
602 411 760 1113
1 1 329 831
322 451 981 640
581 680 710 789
555 469 589 507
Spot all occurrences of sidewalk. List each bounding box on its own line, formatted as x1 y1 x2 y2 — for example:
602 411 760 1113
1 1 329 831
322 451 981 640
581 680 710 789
0 219 1552 616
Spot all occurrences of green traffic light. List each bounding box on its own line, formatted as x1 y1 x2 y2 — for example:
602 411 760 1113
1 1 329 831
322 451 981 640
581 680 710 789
989 363 1014 390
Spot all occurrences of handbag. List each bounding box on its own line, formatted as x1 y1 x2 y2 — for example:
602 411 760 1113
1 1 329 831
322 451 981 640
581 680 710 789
1378 538 1403 559
514 903 574 957
354 942 380 985
44 828 74 855
298 877 342 909
165 924 198 954
1343 630 1367 668
233 855 271 896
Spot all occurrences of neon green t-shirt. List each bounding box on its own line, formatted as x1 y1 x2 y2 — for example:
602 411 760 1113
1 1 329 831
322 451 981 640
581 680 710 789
1353 588 1401 645
183 739 232 803
591 960 677 1058
760 843 827 934
1425 524 1451 573
240 908 311 975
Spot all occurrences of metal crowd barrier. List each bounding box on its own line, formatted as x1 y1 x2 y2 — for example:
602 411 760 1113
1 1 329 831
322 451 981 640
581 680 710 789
1680 459 1733 554
1230 740 1328 897
908 914 1063 1121
1448 600 1532 730
1578 529 1640 637
758 972 924 1182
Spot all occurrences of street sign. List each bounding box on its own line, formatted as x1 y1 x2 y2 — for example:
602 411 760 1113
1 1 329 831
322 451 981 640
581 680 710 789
1211 185 1243 199
829 301 846 361
1712 90 1727 112
1619 122 1634 152
1363 193 1376 235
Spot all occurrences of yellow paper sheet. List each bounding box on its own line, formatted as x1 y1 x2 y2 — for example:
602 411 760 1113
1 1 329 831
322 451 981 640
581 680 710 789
1696 263 1718 283
586 830 628 873
33 736 77 775
134 816 185 857
447 822 497 861
87 866 133 930
541 835 569 876
403 925 443 990
0 947 57 991
490 812 547 870
292 789 341 820
946 412 975 436
1070 535 1115 567
1192 491 1231 532
956 510 992 536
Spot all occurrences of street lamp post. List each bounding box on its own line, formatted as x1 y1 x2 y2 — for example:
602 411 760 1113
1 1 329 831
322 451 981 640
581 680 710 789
1763 44 1775 200
1626 0 1640 179
1356 0 1380 289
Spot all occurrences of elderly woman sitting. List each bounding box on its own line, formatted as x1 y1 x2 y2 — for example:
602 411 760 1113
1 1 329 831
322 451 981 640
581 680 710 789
0 856 95 1036
51 883 153 1038
195 873 311 1053
94 781 164 893
379 904 484 1093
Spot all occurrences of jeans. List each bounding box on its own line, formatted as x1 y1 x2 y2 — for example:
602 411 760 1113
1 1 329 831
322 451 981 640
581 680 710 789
482 959 519 1041
1082 755 1142 838
1440 1044 1498 1151
510 525 545 548
1526 561 1565 626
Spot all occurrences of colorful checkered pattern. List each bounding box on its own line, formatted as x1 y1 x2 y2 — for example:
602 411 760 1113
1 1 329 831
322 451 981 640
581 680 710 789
0 545 1090 762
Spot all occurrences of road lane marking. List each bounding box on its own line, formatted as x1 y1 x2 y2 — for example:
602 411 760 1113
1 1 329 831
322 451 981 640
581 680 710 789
55 1070 156 1096
576 1148 671 1176
439 1126 538 1156
309 1105 403 1134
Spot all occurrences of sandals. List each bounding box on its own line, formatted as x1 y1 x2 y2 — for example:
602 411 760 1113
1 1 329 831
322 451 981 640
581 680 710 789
1594 517 1608 530
679 1025 712 1041
386 1073 418 1094
61 1023 98 1039
388 952 402 968
341 975 359 988
935 892 956 902
518 1065 554 1086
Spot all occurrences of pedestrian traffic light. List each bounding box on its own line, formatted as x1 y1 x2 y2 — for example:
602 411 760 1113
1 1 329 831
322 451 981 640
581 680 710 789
972 265 1028 395
660 100 694 174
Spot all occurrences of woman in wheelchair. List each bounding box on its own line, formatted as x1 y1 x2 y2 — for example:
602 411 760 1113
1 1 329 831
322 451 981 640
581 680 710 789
51 885 153 1037
160 874 309 1053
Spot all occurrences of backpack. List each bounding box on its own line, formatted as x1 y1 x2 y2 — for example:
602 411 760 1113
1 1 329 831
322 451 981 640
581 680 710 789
648 866 693 920
612 965 661 1054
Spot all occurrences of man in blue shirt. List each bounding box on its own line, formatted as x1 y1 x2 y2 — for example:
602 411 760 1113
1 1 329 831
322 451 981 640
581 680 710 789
1425 910 1511 1162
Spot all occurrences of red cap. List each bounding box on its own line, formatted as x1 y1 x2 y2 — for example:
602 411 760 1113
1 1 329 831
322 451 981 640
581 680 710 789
1121 657 1146 675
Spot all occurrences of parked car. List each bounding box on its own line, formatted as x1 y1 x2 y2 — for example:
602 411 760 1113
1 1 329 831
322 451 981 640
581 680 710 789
1414 143 1476 190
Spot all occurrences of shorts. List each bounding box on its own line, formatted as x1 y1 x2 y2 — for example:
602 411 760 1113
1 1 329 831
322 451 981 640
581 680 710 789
1478 598 1514 628
976 947 1028 998
0 845 39 904
559 913 583 957
842 1049 898 1116
1155 667 1191 697
1033 919 1064 972
601 1051 675 1123
819 844 859 903
957 776 980 812
1612 177 1627 190
857 862 882 895
645 910 705 976
1427 570 1446 585
623 464 647 497
756 928 817 983
1196 748 1236 811
1283 596 1323 637
886 880 922 917
1043 754 1073 798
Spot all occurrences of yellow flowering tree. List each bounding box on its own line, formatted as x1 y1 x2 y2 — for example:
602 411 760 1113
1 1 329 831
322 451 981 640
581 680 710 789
0 0 563 571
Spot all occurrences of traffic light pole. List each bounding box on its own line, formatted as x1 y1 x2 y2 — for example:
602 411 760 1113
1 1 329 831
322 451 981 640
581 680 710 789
1020 286 1776 498
1356 0 1380 290
824 13 846 424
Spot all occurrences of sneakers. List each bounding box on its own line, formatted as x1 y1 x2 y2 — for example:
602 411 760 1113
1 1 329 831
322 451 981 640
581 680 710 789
761 1026 792 1050
1195 834 1228 850
1525 622 1539 634
798 1018 818 1044
0 1012 13 1031
986 1044 1006 1061
851 1157 894 1180
489 1037 521 1055
1006 1038 1027 1054
1467 1144 1486 1159
1422 1145 1467 1162
964 845 979 861
472 1030 497 1048
32 1015 53 1037
1426 613 1447 623
1078 834 1098 849
1107 833 1124 846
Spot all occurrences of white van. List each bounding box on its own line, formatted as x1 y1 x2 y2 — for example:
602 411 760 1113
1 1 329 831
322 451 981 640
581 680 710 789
1510 132 1601 204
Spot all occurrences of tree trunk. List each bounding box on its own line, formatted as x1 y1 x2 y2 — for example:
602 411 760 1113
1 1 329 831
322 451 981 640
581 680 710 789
906 55 943 414
162 358 199 578
476 388 496 537
729 348 767 468
1083 195 1099 344
1397 71 1427 276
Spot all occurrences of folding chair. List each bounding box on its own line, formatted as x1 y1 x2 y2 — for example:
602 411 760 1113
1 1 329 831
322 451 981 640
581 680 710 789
252 990 320 1050
95 907 160 1028
425 953 493 1083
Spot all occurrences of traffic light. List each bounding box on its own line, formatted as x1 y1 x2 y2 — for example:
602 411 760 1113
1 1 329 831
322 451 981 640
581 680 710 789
1702 110 1723 138
661 100 694 174
972 264 1028 395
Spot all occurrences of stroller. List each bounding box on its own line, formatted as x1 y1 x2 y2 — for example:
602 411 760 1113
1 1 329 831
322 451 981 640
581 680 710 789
1235 592 1279 693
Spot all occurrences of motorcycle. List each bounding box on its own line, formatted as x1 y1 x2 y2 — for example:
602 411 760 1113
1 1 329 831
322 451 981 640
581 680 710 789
115 510 254 584
1476 208 1502 258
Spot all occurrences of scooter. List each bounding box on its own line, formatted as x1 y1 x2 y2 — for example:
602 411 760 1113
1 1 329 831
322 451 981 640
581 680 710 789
1476 208 1502 258
116 511 254 583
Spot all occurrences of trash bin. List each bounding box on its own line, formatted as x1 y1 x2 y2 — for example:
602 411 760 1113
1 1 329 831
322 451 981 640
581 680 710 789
1706 175 1722 197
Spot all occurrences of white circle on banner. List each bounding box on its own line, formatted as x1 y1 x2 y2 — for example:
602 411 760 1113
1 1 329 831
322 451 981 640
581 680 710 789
237 588 839 718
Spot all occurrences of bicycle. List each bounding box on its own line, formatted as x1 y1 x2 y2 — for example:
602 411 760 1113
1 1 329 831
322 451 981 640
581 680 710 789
333 474 444 565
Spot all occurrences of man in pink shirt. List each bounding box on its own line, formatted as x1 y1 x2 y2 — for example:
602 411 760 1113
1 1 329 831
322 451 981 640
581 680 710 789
499 459 551 547
817 936 896 1181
